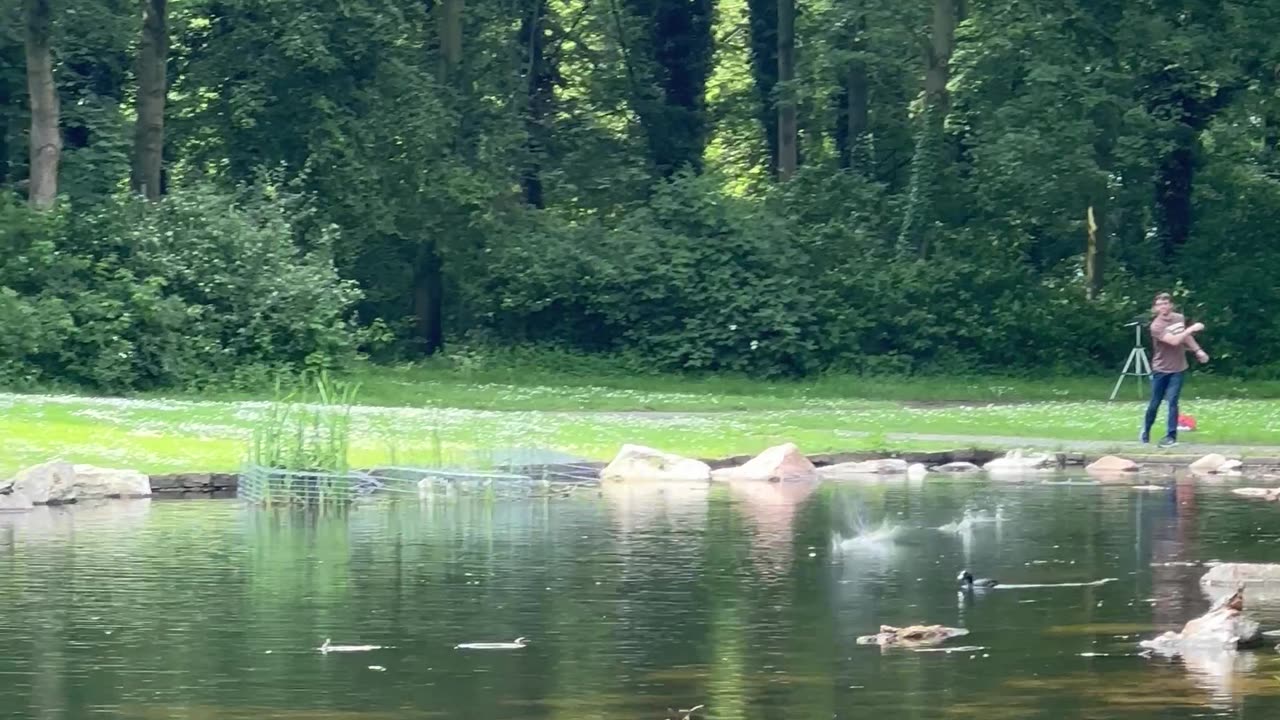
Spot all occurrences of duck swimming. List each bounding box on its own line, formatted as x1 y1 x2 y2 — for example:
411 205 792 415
454 637 529 650
958 570 998 588
318 638 386 653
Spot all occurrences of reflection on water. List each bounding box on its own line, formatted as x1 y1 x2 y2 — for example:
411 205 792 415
4 475 1280 718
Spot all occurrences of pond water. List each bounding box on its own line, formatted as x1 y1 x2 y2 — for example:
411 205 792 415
4 474 1280 719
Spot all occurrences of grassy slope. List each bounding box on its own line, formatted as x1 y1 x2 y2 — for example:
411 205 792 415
4 362 1279 476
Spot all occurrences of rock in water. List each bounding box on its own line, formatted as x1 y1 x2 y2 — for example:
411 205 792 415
931 462 982 474
3 461 78 504
600 445 712 483
711 443 816 482
71 464 152 499
1232 488 1280 500
1086 455 1139 474
1200 563 1280 587
1140 587 1262 655
983 450 1054 474
1189 454 1241 475
817 459 909 479
856 624 969 648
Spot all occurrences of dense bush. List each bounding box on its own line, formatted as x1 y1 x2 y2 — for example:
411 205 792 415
477 171 1145 377
0 183 361 391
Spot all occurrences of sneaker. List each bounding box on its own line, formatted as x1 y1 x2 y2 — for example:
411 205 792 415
1157 436 1178 449
1139 432 1150 444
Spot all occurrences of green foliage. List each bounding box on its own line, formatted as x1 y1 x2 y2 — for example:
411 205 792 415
3 0 1280 390
0 183 361 391
482 173 820 375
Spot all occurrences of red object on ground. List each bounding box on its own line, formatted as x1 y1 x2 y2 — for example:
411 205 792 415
1178 413 1197 432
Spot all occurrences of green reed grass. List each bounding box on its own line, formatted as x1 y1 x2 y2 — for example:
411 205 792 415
247 371 361 504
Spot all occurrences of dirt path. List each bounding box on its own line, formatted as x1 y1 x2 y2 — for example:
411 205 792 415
870 431 1279 457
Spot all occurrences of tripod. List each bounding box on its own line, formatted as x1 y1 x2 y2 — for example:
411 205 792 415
1109 321 1153 400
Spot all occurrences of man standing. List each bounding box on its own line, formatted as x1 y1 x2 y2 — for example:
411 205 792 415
1142 292 1209 448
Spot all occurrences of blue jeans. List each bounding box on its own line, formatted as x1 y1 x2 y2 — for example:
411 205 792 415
1143 371 1184 441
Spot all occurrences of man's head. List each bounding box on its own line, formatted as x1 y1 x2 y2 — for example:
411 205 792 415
1153 292 1173 317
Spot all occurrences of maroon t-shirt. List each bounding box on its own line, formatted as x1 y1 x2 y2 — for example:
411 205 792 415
1150 312 1189 373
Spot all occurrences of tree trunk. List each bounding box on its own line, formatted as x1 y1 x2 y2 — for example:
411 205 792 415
924 0 956 115
0 75 10 187
436 0 464 85
775 0 796 180
415 0 466 355
131 0 168 200
898 0 958 257
519 0 554 208
413 248 445 355
746 0 778 175
24 0 60 210
844 61 869 170
1085 205 1103 301
624 0 715 177
1154 140 1194 262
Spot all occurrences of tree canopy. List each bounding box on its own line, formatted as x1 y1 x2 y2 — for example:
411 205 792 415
2 0 1279 389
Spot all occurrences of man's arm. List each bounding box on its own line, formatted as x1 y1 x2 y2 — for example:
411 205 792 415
1183 326 1210 363
1157 321 1205 347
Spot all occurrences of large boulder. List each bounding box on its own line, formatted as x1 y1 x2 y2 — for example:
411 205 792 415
72 464 152 499
1200 563 1280 587
1086 455 1139 474
818 458 909 479
0 462 153 506
711 443 816 483
1140 588 1262 655
983 449 1054 474
856 624 969 648
931 461 982 474
3 461 79 504
600 445 711 483
1189 454 1243 475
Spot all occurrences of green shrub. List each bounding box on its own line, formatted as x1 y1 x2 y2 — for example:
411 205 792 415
0 182 362 391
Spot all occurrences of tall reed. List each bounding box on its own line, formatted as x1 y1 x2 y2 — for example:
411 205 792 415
247 371 361 503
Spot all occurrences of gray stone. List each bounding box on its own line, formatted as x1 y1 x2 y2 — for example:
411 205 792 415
818 459 910 479
6 461 78 504
856 624 970 648
931 461 982 474
711 443 817 483
1140 588 1261 654
1201 563 1280 586
600 445 712 483
72 464 151 498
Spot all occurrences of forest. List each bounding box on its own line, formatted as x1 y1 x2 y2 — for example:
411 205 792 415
2 0 1280 391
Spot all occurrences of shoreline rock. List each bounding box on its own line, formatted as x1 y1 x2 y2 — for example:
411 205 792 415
600 444 712 483
711 443 816 483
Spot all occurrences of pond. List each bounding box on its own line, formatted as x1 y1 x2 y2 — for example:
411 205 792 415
4 473 1280 719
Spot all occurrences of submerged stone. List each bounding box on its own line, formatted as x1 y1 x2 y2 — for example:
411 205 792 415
856 624 969 648
818 459 909 479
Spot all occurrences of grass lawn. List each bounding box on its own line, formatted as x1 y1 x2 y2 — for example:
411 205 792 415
3 371 1279 476
168 361 1280 411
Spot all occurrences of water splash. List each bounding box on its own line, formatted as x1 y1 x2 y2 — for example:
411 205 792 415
937 506 1005 534
831 519 904 553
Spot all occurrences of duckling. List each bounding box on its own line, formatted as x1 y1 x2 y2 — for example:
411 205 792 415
958 570 998 589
